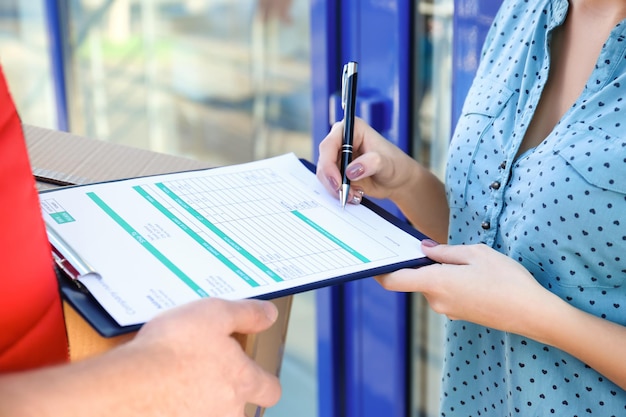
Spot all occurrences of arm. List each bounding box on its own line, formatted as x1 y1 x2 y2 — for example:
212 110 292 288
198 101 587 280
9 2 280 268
257 0 293 23
543 300 626 391
0 298 281 417
377 241 626 390
316 118 450 243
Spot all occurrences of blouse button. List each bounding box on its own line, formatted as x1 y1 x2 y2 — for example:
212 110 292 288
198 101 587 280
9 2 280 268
490 181 501 190
481 221 491 230
499 161 507 170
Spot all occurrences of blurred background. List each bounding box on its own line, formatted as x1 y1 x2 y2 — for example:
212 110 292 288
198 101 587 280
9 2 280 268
1 0 311 164
1 2 315 416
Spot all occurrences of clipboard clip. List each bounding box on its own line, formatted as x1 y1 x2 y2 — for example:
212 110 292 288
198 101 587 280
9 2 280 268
46 222 101 284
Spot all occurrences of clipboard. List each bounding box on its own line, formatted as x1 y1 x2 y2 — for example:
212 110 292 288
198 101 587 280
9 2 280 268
45 156 434 338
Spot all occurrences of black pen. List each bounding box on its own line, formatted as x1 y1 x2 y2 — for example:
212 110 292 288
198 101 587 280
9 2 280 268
339 61 358 209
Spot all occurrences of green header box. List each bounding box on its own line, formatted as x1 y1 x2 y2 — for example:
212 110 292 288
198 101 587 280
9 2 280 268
50 211 75 224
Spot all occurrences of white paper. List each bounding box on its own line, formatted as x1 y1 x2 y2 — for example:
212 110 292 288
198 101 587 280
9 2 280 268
41 153 426 326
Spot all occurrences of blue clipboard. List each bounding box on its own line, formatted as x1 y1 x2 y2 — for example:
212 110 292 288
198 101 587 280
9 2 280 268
53 159 434 338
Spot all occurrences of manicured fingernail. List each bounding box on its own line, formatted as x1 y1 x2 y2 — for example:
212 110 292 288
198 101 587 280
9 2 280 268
347 164 364 179
421 239 439 248
327 176 339 191
350 189 364 205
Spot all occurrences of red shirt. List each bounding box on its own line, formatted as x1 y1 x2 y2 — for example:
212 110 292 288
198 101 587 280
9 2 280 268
0 66 69 370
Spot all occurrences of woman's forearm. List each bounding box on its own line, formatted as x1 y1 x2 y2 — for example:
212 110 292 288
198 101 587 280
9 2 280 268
391 162 449 243
535 297 626 391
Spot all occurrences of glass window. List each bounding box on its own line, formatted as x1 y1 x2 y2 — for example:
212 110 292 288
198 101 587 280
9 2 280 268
413 0 453 179
0 1 57 128
65 0 312 166
62 3 317 416
2 2 316 416
411 0 453 415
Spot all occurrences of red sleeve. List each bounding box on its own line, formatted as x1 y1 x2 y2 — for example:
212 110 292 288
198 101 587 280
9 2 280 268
0 66 69 371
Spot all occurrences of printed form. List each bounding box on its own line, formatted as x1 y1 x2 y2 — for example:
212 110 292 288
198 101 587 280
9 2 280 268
41 153 427 326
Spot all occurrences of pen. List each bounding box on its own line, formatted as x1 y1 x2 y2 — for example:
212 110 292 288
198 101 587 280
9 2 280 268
339 61 358 209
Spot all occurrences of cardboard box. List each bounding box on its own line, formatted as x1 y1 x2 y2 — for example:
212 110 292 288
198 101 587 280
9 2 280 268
25 124 292 417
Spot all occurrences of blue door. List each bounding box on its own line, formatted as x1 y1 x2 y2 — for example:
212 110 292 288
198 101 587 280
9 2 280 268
312 1 503 416
311 2 414 417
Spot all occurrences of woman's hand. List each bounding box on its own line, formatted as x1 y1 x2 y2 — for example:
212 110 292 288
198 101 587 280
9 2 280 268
316 118 421 205
377 240 626 391
376 241 558 337
316 118 450 242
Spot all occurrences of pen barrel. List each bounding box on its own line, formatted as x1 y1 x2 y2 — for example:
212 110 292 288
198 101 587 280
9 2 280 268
341 71 358 184
340 142 353 185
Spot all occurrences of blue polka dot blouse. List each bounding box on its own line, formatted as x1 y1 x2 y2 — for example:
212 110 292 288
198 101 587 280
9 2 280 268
443 0 626 415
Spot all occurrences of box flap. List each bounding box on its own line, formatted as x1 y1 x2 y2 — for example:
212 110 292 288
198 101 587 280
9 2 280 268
24 125 212 188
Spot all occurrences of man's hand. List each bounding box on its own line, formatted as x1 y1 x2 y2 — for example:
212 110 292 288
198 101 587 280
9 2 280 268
0 298 282 417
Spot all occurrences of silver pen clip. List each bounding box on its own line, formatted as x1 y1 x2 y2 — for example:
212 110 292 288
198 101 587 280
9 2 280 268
46 221 100 281
341 62 358 112
341 64 348 111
